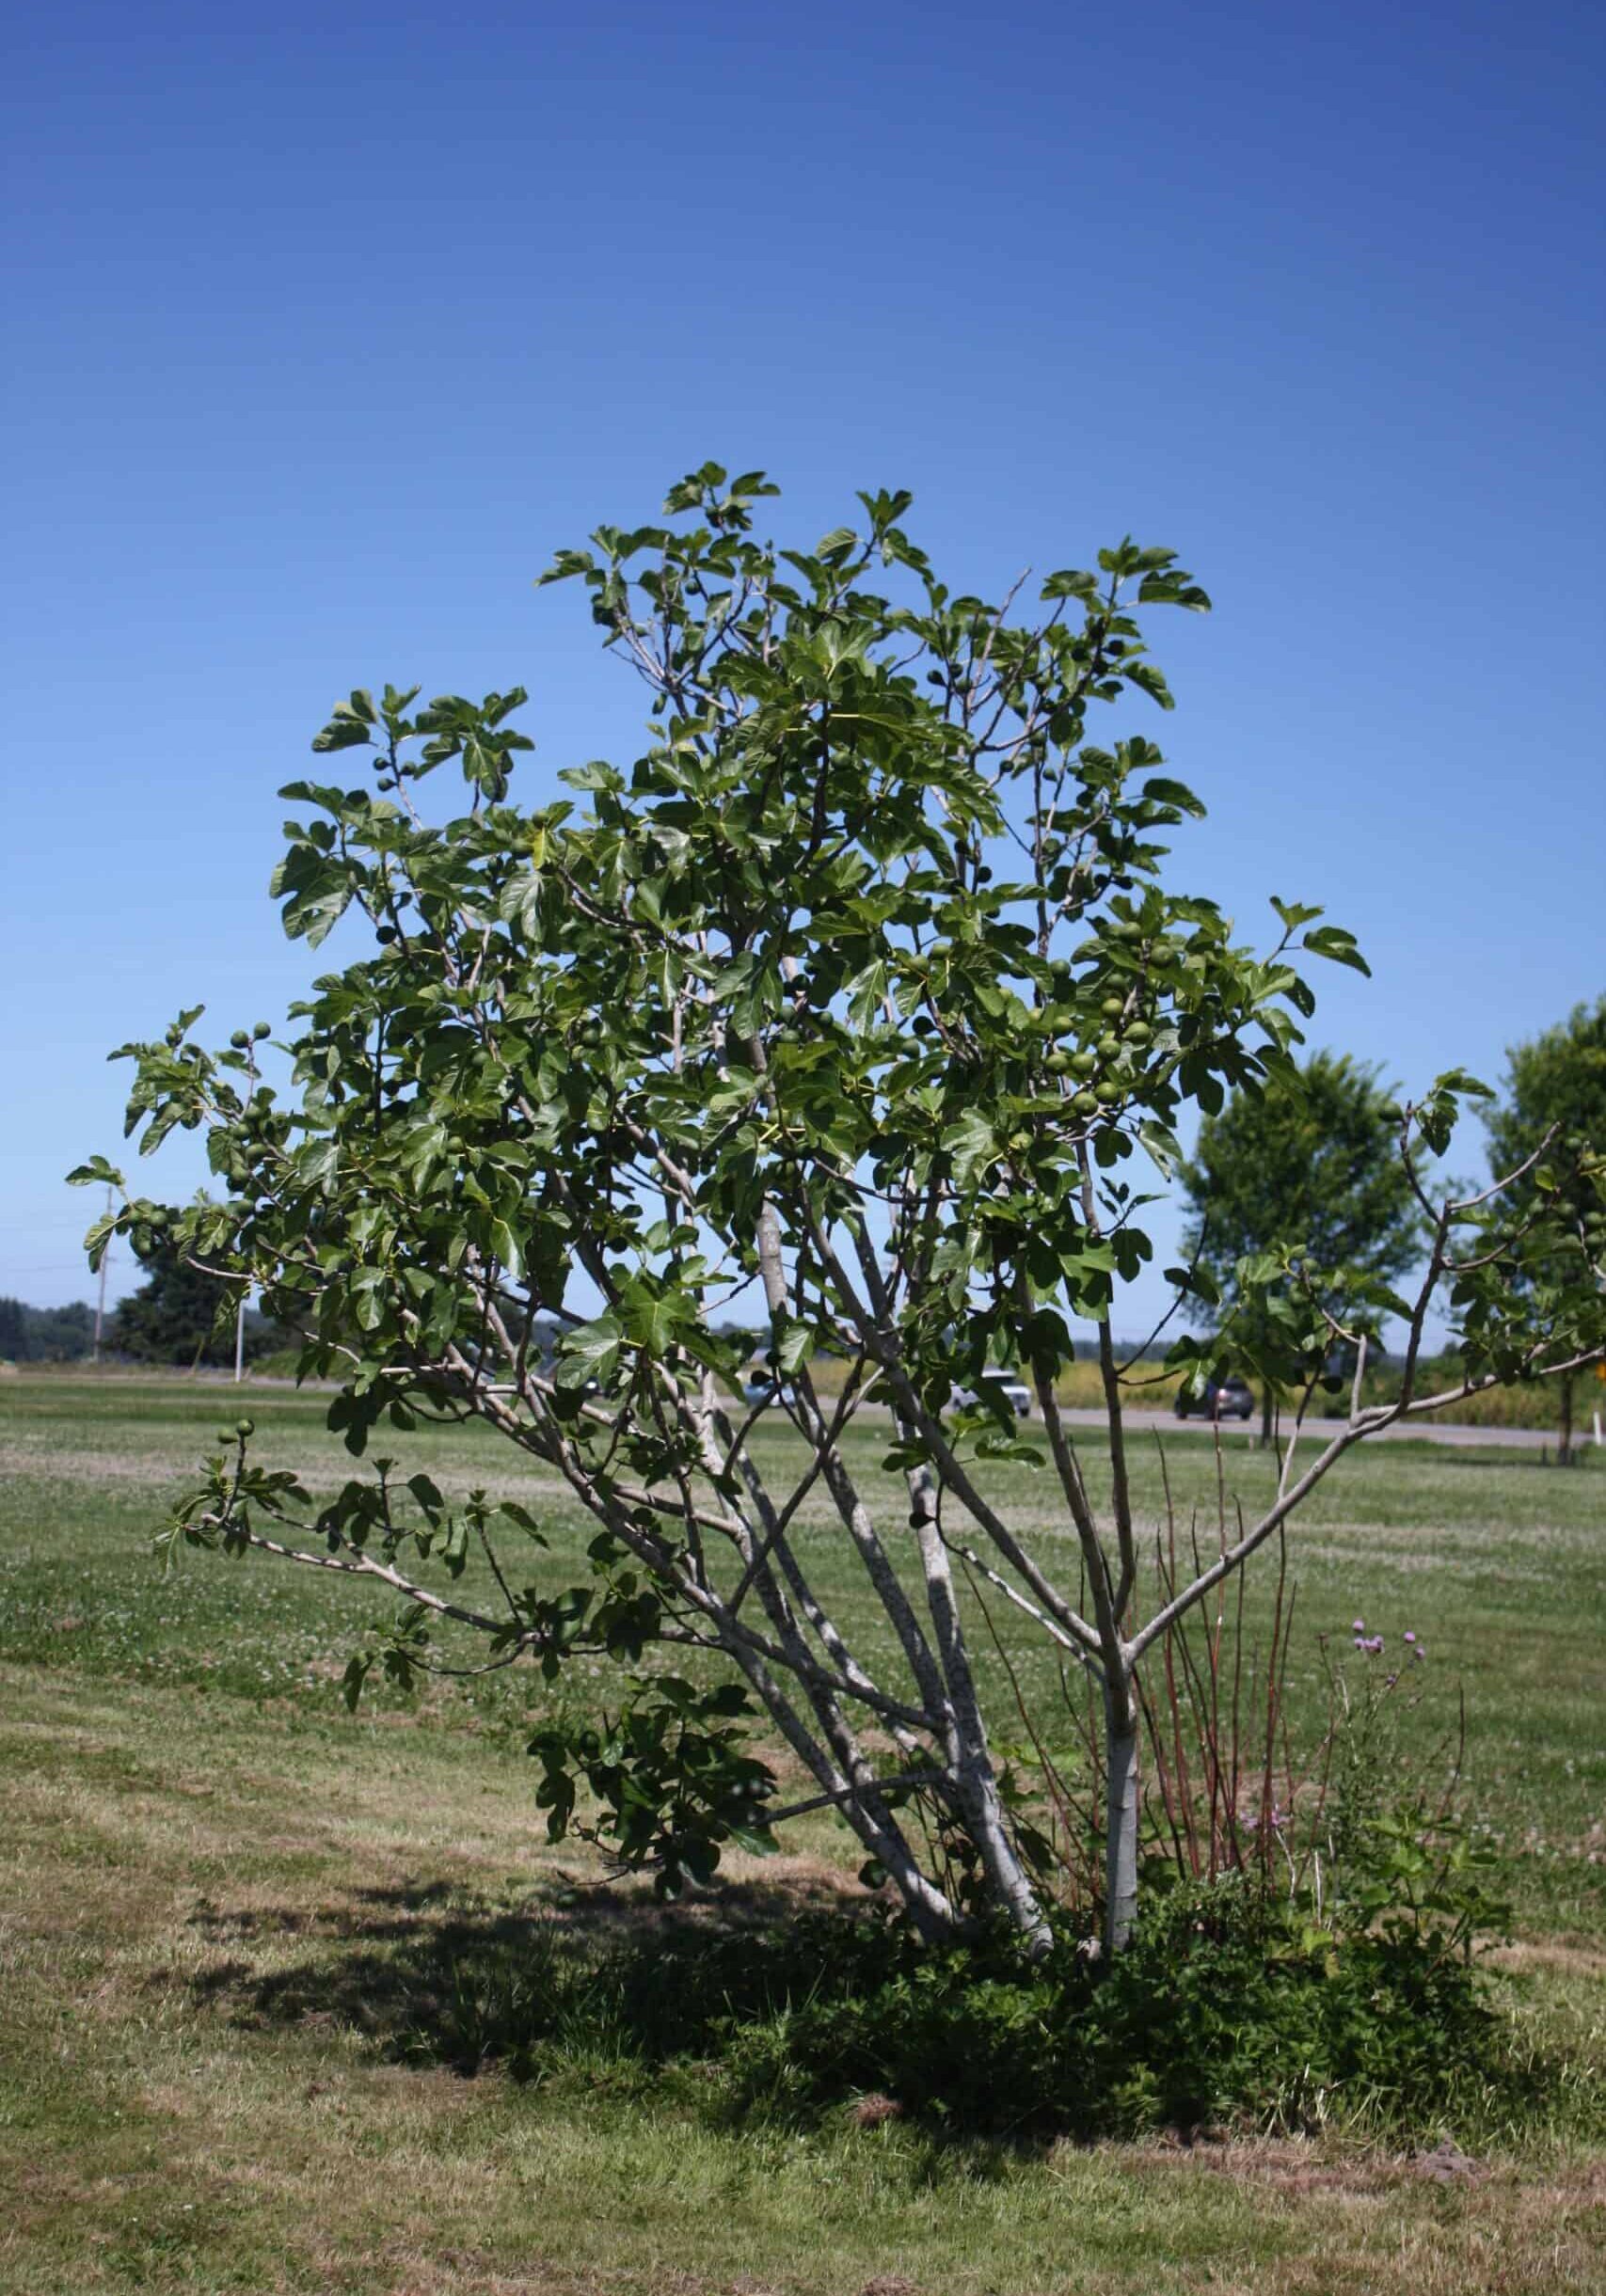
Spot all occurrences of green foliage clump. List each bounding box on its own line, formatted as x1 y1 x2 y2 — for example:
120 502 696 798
397 1817 1519 2143
716 1885 1503 2139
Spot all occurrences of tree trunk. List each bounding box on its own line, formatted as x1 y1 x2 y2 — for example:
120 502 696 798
1104 1678 1141 1957
1559 1371 1575 1465
908 1473 1052 1955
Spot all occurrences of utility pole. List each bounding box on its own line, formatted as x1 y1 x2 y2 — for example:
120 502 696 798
234 1290 246 1385
91 1184 111 1365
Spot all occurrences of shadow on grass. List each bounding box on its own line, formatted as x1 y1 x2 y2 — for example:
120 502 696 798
184 1868 871 2080
179 1876 1055 2177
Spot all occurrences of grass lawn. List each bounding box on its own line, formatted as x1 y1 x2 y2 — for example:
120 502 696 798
2 1371 1603 2293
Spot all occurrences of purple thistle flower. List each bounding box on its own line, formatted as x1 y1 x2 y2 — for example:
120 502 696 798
1353 1618 1366 1634
1404 1631 1417 1645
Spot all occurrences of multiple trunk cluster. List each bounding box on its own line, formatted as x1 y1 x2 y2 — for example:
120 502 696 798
79 470 1606 1956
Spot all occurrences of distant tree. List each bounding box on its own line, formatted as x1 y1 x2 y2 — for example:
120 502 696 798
1485 996 1606 1460
1177 1053 1425 1444
33 1301 97 1361
112 1239 283 1368
113 1243 234 1365
0 1296 100 1363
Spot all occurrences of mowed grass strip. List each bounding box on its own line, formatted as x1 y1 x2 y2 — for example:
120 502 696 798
1 1373 1604 2293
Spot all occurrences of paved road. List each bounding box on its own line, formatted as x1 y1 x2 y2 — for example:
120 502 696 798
818 1393 1594 1451
1050 1406 1593 1451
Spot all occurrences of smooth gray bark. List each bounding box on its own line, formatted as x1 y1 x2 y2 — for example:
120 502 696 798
1104 1680 1141 1958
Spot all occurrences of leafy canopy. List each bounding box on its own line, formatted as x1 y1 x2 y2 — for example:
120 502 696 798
1480 995 1606 1426
1177 1051 1427 1393
81 467 1362 1420
1486 996 1606 1212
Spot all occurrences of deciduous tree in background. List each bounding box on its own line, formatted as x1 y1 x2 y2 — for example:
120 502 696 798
112 1236 235 1368
74 467 1606 1958
1485 996 1606 1461
1176 1053 1426 1445
110 1232 285 1369
0 1296 98 1363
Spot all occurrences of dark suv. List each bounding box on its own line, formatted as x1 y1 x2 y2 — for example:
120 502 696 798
1173 1374 1254 1421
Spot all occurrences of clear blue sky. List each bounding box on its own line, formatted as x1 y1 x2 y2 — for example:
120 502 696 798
4 0 1601 1333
